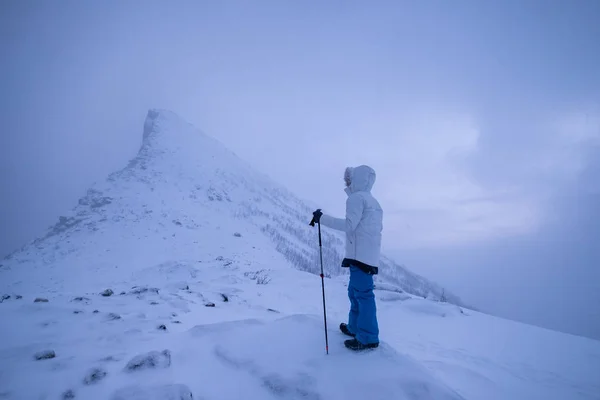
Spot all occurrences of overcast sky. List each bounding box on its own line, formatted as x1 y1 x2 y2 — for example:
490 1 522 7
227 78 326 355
1 1 599 339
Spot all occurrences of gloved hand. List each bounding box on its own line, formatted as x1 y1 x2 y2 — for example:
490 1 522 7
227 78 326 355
309 209 323 226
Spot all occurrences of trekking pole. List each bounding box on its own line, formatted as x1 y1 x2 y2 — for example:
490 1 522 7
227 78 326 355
310 211 329 355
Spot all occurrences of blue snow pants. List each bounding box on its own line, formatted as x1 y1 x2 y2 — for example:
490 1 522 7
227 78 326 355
347 265 379 344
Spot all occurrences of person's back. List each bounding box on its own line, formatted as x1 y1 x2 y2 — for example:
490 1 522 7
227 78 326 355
348 169 383 272
312 164 383 351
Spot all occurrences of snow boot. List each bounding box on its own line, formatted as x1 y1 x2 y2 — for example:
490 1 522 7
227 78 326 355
340 323 355 337
344 338 379 351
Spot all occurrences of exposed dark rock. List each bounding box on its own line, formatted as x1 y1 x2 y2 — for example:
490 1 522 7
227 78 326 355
93 310 99 314
205 302 215 307
72 296 91 302
107 313 121 320
78 189 112 209
73 310 84 314
172 320 181 324
150 301 159 305
15 295 22 299
1 294 10 301
129 286 159 295
83 367 107 385
34 350 56 360
45 216 82 239
233 232 242 237
34 298 49 303
221 294 229 302
124 350 171 371
120 291 126 295
62 389 75 399
101 289 114 297
157 324 167 331
244 269 271 284
267 308 280 313
100 355 121 362
207 186 230 202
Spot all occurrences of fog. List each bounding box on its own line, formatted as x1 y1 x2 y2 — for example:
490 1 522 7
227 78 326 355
1 1 598 339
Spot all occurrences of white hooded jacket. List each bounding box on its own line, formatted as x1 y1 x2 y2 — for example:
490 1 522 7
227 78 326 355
320 165 383 271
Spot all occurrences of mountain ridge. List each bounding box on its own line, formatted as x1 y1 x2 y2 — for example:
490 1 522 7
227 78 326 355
0 108 465 307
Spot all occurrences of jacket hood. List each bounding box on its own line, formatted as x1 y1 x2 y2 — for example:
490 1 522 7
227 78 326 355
345 165 376 194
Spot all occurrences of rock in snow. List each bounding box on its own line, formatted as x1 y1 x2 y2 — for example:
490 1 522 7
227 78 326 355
83 367 107 385
107 313 121 321
125 350 171 371
101 289 114 297
34 350 56 360
129 286 160 295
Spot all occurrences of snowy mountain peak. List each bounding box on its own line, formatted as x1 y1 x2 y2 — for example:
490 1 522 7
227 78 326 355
1 108 463 307
141 108 206 146
127 108 255 183
140 108 233 158
142 108 161 140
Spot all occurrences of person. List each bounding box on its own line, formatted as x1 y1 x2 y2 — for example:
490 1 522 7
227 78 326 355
311 165 383 351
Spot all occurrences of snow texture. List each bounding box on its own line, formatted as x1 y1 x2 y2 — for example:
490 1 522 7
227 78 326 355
0 109 599 400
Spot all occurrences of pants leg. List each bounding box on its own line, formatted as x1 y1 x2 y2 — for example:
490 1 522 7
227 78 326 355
347 278 359 335
350 266 379 344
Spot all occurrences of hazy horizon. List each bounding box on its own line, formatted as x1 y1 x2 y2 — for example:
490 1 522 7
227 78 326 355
1 1 598 340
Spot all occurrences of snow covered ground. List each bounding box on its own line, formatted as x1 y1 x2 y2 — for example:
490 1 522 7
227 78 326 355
1 261 599 399
1 109 599 399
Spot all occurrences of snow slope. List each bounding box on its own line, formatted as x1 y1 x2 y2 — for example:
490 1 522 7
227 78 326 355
1 109 599 399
